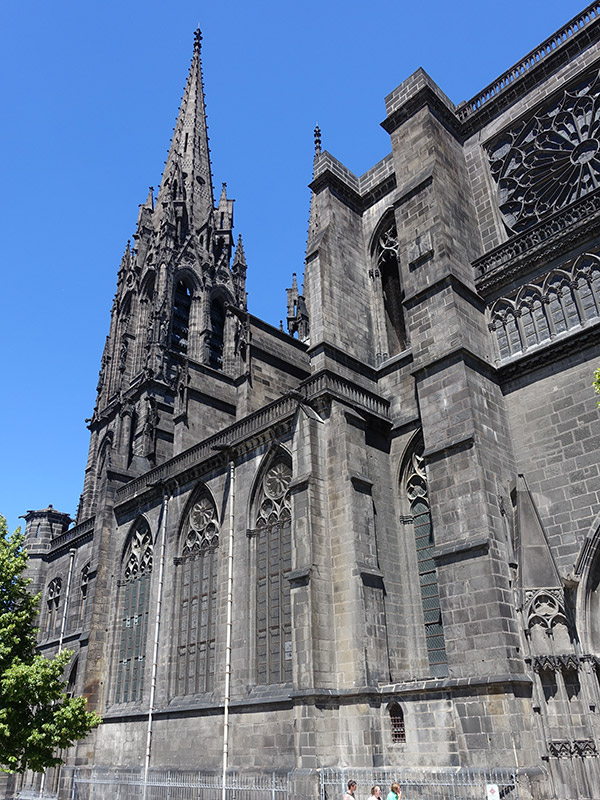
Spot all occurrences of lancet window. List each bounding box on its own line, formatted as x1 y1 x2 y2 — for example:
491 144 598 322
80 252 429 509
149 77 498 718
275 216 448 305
208 298 225 369
371 215 407 363
80 564 89 623
115 518 153 704
174 489 219 696
46 577 62 634
389 703 406 743
254 458 293 684
404 445 448 677
171 280 192 355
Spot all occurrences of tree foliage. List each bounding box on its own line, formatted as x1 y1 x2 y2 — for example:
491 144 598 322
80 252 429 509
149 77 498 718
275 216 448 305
0 516 101 773
594 368 600 407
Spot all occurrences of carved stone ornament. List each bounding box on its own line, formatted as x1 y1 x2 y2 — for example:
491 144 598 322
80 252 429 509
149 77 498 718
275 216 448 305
47 577 62 602
488 68 600 232
256 462 292 529
124 520 153 581
405 451 428 503
532 653 580 673
181 494 219 557
548 739 598 758
525 588 567 632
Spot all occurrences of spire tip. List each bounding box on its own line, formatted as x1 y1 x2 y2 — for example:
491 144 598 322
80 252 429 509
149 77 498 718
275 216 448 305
314 123 322 157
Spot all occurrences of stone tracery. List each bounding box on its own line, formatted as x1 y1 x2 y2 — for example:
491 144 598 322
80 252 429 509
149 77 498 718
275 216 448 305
488 68 600 232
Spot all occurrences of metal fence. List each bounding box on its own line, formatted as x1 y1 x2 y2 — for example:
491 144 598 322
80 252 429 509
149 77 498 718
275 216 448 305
319 767 519 800
72 768 289 800
69 765 517 800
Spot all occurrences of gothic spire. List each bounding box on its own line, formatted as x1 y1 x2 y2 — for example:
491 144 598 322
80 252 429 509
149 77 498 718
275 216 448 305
156 28 214 237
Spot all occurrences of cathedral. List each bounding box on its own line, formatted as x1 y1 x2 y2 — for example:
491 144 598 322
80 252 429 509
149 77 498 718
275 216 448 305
11 5 600 799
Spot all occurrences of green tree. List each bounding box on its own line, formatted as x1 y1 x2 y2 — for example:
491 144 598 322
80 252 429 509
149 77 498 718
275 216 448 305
0 516 100 773
594 368 600 407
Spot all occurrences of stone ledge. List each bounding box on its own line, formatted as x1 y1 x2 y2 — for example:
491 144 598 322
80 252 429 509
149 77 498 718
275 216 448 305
433 536 490 563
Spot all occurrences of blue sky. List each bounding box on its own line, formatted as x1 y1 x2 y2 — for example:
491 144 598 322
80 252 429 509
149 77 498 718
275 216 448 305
0 0 587 533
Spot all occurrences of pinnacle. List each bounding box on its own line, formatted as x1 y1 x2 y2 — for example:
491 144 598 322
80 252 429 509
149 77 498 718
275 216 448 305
233 234 246 267
193 27 202 55
314 123 322 157
155 26 214 237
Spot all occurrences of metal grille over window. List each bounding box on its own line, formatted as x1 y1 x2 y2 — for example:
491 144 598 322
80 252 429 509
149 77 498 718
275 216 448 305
115 519 153 704
389 703 406 743
46 577 62 633
405 450 448 677
255 460 293 685
175 492 219 696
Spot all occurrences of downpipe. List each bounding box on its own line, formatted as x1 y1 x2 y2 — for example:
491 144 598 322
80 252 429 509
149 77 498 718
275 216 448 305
40 547 76 798
143 485 169 799
222 458 235 800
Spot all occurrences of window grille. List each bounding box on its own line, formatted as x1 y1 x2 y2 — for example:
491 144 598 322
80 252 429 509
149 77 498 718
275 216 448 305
174 492 219 696
255 460 293 684
389 703 406 743
115 519 153 704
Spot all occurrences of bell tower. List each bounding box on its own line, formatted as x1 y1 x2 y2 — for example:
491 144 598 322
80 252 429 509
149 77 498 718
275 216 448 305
78 30 247 520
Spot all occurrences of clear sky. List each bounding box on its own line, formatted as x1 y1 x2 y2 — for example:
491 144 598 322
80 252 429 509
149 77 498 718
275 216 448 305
0 0 588 533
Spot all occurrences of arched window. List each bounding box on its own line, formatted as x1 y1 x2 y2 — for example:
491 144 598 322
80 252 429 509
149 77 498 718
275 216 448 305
46 577 62 634
115 518 153 704
208 298 225 369
174 490 219 696
171 280 192 354
389 703 406 743
254 457 293 684
372 218 407 360
404 444 448 677
80 564 90 623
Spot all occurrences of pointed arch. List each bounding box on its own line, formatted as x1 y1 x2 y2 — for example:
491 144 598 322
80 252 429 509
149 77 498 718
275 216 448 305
45 576 62 635
399 434 448 678
171 278 193 355
575 516 600 653
173 483 220 697
250 446 293 685
369 209 407 361
388 701 406 743
115 516 153 704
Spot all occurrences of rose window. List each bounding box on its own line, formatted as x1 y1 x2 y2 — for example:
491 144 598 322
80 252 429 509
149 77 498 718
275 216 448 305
488 68 600 232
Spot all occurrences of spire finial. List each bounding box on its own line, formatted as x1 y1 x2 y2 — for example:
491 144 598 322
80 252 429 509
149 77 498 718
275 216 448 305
314 123 322 157
193 28 202 55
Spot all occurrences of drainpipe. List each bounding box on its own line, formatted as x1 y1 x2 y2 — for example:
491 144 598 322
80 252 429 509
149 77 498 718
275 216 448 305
40 548 76 799
222 457 235 800
143 483 169 798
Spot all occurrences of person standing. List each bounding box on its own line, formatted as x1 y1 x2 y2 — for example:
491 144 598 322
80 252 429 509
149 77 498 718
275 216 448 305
343 780 358 800
370 787 382 798
386 782 402 800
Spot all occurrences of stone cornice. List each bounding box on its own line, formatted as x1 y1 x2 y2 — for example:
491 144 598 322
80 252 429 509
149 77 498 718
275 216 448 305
497 320 600 382
114 370 390 511
474 189 600 297
48 516 96 556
